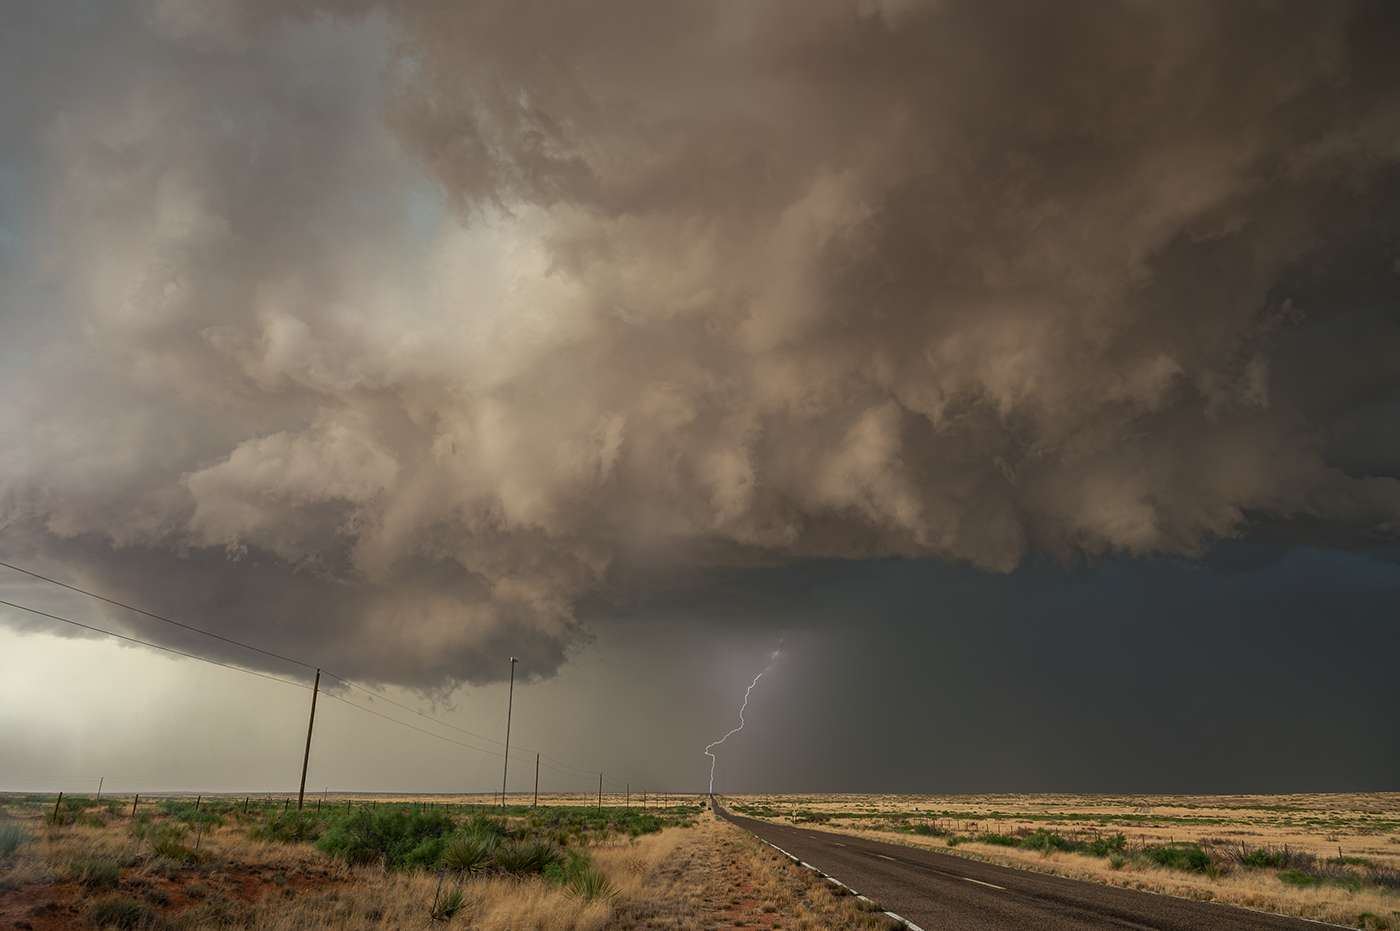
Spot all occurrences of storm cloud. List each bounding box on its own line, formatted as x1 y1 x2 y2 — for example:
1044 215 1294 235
3 0 1399 688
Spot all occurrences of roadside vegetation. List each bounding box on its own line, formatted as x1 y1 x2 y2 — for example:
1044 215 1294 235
0 792 702 930
729 793 1400 931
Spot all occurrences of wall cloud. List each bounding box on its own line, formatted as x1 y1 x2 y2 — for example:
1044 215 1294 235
2 0 1398 687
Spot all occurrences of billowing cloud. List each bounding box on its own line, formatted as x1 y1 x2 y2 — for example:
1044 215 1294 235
2 0 1399 687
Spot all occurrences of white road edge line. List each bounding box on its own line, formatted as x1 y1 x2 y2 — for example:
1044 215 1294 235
735 824 928 931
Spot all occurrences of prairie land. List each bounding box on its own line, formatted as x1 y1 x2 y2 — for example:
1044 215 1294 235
0 792 897 931
724 792 1400 930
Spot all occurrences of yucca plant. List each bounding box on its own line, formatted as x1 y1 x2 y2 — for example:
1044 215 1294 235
0 821 30 859
565 868 618 904
491 840 531 876
441 833 495 876
430 887 469 922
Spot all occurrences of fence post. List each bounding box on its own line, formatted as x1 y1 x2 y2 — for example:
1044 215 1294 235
131 795 139 818
52 792 64 826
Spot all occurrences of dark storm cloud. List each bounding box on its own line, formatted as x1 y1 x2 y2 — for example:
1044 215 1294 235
2 1 1398 687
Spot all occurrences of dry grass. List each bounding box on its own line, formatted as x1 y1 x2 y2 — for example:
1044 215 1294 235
601 806 904 931
0 796 876 931
726 792 1400 930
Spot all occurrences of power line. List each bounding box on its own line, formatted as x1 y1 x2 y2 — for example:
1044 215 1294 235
0 599 310 691
0 595 594 780
0 559 633 791
0 560 314 671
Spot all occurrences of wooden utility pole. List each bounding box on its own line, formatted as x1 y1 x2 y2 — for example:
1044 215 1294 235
626 783 630 810
533 754 540 809
597 773 602 811
501 657 518 807
297 669 320 811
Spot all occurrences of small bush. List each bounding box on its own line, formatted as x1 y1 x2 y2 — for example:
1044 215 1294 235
149 826 200 864
248 810 324 844
1084 834 1127 856
1280 870 1323 887
431 887 469 922
975 833 1020 848
545 849 592 885
1021 829 1072 855
1232 844 1313 871
493 838 564 877
565 868 618 904
0 821 30 859
1240 848 1285 868
127 813 154 841
76 858 122 890
1143 843 1211 873
316 806 456 871
441 834 495 876
86 895 154 930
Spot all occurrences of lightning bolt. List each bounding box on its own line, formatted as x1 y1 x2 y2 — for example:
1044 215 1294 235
705 658 774 794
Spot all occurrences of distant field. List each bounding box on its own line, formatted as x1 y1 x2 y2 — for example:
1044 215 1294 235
719 792 1400 929
725 792 1399 850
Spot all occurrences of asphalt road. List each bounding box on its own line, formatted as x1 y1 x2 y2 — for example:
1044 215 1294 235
715 803 1331 931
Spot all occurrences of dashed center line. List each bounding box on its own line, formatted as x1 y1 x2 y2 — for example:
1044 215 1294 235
963 877 1005 890
877 854 897 861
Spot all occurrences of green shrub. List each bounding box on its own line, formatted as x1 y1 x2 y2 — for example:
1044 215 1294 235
463 814 512 840
1084 833 1127 856
1279 870 1323 887
248 810 325 844
975 832 1020 848
316 807 456 871
545 849 592 885
1143 843 1211 873
1020 829 1072 854
1240 848 1285 868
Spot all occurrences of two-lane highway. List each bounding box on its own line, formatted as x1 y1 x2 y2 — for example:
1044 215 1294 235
716 803 1330 930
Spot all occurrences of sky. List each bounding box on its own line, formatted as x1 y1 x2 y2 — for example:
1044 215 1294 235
1 0 1398 798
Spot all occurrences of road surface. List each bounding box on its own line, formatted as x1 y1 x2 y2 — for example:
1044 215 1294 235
715 803 1331 931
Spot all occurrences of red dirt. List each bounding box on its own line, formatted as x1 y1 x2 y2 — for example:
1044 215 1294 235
0 859 344 930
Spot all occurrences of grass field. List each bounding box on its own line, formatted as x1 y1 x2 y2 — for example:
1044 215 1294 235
0 792 898 931
724 792 1400 930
